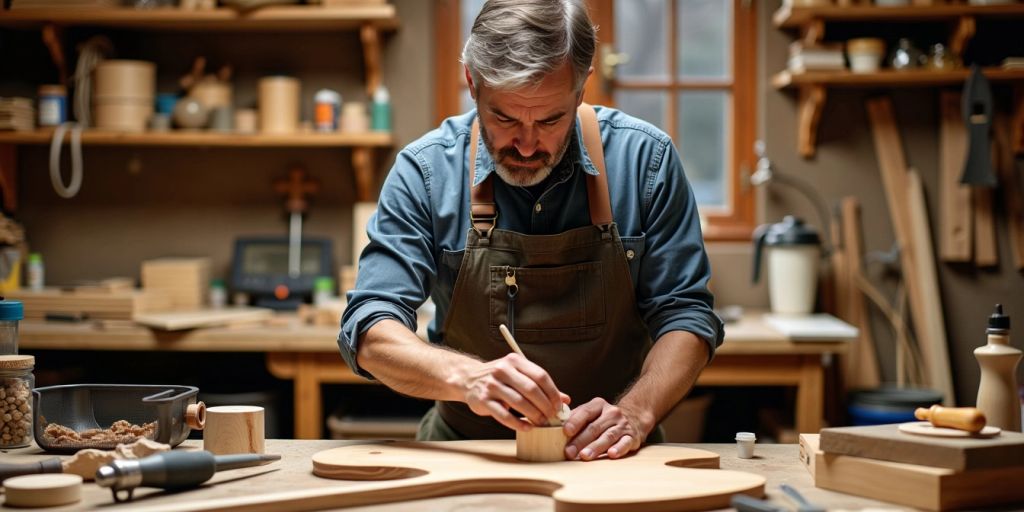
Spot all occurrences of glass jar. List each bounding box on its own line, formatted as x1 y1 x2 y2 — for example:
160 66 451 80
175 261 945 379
0 355 35 449
0 299 24 356
926 43 958 70
890 38 923 71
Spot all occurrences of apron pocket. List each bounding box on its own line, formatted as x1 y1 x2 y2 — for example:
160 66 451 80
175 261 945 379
488 262 606 344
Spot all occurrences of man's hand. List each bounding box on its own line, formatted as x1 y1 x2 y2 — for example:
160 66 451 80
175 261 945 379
458 353 568 431
563 397 647 461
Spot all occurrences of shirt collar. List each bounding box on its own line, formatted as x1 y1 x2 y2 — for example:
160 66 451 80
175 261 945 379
471 109 601 188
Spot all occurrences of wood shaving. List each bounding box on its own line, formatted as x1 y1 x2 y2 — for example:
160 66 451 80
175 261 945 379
42 419 157 447
62 437 171 480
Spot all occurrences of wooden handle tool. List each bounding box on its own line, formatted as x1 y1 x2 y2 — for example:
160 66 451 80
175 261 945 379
498 324 570 424
915 405 987 433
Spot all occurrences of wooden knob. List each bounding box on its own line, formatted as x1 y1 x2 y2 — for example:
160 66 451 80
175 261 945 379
914 405 986 433
186 401 206 430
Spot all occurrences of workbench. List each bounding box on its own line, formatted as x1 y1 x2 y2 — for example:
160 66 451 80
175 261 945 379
18 311 850 439
0 440 898 511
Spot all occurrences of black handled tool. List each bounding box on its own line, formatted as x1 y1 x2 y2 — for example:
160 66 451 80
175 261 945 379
961 65 997 187
0 458 63 484
95 450 280 502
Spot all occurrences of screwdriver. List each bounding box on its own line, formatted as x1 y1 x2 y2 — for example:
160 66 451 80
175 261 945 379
95 450 281 502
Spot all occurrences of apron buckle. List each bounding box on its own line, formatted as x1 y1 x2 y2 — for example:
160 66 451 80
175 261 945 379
597 223 612 240
471 203 498 239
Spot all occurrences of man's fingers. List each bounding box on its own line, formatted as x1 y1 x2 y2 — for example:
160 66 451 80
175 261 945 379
563 398 604 438
484 400 533 432
606 435 635 459
503 354 563 418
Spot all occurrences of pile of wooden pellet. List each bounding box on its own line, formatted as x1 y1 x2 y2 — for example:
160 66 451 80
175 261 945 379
0 378 32 447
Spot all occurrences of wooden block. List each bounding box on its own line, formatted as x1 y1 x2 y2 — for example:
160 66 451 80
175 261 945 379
820 423 1024 471
516 425 567 462
939 91 972 262
3 474 82 507
798 433 817 478
812 439 1024 511
133 307 272 330
141 257 211 310
974 187 998 267
203 405 265 456
6 287 172 320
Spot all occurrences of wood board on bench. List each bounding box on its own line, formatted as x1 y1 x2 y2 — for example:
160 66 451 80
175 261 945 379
133 307 273 330
802 433 1024 511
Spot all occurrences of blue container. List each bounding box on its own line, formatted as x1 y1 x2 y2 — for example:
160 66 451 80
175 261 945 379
847 387 943 426
155 93 179 115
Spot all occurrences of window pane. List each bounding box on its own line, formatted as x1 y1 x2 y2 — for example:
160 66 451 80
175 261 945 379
677 0 731 80
613 90 667 133
614 0 669 81
460 0 487 44
677 91 729 208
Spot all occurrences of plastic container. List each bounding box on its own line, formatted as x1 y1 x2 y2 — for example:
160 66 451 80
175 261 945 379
847 38 885 73
735 432 756 459
313 276 334 306
314 89 342 132
371 85 391 132
0 355 35 449
0 298 24 355
37 85 67 126
26 253 43 291
33 384 205 453
209 279 227 309
847 387 943 425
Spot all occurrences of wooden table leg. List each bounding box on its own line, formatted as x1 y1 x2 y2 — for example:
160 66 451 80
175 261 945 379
796 355 825 434
294 354 323 439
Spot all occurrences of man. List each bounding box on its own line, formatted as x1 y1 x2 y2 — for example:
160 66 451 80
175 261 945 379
340 0 722 461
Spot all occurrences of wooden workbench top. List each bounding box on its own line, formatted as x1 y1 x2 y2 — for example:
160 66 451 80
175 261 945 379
0 440 896 511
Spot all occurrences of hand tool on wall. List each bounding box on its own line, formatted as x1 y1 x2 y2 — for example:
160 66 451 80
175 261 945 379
273 166 320 278
961 65 997 187
95 450 281 502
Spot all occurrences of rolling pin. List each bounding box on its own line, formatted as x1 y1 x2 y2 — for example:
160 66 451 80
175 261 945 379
914 405 987 433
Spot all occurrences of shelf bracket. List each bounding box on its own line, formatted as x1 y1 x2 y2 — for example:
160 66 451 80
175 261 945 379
0 145 17 214
360 24 382 98
797 85 826 158
41 24 69 86
950 16 976 63
352 147 376 202
800 18 825 46
1013 85 1024 154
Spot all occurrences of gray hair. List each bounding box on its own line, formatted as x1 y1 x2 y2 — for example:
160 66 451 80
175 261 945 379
462 0 597 94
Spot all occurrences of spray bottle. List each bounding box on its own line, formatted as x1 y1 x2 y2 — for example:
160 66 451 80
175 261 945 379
975 304 1021 432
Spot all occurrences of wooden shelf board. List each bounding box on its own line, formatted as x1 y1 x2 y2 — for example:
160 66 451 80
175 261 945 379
0 5 398 31
0 129 394 148
774 3 1024 28
773 68 1024 89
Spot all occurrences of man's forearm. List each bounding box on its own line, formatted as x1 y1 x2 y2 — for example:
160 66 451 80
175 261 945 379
615 330 709 438
356 318 480 402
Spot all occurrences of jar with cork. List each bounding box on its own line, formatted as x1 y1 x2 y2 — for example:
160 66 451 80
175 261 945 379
0 355 34 449
0 298 24 356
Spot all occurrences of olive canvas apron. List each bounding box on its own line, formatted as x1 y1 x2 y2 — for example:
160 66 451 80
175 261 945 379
419 104 656 441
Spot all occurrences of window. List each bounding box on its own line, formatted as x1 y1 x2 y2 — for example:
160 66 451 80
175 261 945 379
434 0 756 240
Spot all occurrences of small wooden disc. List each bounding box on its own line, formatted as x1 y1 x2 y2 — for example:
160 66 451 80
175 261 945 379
899 421 1001 438
4 474 83 508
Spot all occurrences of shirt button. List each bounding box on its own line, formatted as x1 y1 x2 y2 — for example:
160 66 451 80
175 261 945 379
625 249 635 260
534 203 543 213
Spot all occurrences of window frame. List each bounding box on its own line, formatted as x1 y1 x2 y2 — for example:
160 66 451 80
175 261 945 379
433 0 757 241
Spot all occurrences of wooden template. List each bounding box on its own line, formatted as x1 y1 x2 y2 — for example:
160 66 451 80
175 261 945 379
939 91 973 262
127 441 766 511
133 307 272 331
804 433 1024 511
820 423 1024 471
866 96 955 405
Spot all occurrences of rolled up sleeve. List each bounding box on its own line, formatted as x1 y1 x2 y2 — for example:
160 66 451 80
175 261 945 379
635 139 724 360
339 150 436 379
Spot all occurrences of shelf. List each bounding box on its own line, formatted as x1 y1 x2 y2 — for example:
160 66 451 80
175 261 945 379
0 129 394 148
0 5 398 31
773 67 1024 89
774 3 1024 29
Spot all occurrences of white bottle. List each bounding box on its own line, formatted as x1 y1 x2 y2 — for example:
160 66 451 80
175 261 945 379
975 304 1021 432
26 253 44 291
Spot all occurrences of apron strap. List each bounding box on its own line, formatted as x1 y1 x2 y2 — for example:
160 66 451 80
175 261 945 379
469 103 611 235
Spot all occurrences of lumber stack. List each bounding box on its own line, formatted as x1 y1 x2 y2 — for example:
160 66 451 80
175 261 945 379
141 257 211 310
801 427 1024 511
7 287 171 320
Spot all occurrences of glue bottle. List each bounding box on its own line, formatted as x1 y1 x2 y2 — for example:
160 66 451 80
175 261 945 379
370 85 390 132
975 304 1021 432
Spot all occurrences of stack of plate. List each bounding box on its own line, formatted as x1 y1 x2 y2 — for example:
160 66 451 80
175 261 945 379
0 98 35 132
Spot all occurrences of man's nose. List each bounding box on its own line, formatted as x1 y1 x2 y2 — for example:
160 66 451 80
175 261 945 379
514 125 538 157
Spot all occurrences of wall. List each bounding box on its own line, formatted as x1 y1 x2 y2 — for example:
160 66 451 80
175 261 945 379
753 0 1024 405
7 0 433 284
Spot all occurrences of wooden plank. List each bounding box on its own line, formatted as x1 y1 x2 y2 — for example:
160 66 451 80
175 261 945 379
774 3 1024 28
866 96 955 405
772 68 1024 90
994 115 1024 271
974 187 998 267
132 307 273 331
939 91 973 262
820 424 1024 472
0 130 393 147
805 432 1024 511
839 197 881 390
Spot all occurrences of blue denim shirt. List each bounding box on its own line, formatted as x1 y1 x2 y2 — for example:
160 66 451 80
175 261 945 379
339 106 724 378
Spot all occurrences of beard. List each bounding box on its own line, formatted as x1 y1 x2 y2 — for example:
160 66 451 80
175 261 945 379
479 119 574 188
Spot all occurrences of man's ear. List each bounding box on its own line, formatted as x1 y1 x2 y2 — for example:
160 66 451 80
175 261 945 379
576 66 595 106
464 65 477 101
